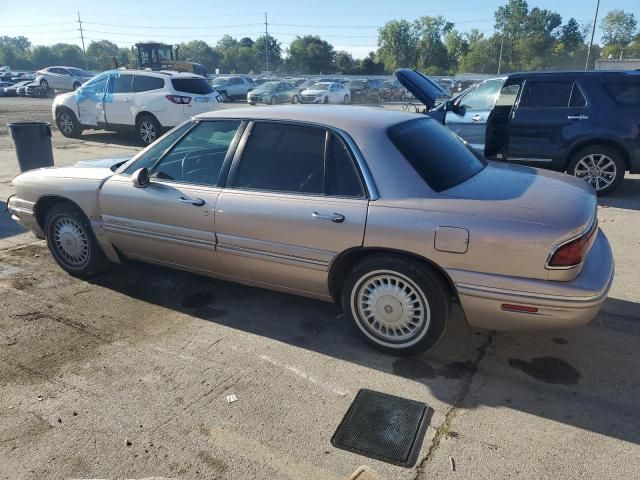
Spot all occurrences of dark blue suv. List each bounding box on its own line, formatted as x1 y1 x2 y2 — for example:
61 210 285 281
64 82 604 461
397 69 640 195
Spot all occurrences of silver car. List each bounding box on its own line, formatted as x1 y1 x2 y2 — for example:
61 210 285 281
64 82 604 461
36 66 93 92
8 102 613 354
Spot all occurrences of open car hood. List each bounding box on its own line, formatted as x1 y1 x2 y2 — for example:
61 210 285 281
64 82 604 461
394 68 449 109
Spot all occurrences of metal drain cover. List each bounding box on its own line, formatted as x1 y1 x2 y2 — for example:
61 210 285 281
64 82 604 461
331 389 431 467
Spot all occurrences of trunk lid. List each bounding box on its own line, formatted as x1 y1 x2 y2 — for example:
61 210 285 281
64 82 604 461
393 68 449 109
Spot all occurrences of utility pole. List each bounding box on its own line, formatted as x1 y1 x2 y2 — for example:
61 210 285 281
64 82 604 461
585 0 600 70
264 12 269 73
497 34 504 74
77 11 87 70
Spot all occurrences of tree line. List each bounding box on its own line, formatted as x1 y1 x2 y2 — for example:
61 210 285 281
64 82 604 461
1 1 637 75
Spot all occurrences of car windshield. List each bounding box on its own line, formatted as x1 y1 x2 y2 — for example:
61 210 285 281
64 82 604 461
311 83 331 90
299 79 318 88
67 68 91 76
348 80 366 88
387 117 486 192
172 78 213 94
210 78 228 86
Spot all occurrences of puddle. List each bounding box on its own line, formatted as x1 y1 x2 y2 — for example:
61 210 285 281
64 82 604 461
181 292 215 308
508 357 580 385
393 358 477 380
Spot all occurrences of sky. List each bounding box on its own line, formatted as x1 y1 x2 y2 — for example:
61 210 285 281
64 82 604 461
2 0 639 59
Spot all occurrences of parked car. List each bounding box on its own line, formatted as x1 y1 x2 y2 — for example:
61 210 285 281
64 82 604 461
209 75 254 102
405 69 640 195
8 100 614 354
25 82 47 98
36 66 93 92
247 81 299 104
300 82 350 104
52 70 222 144
380 80 406 101
347 79 384 103
0 81 13 95
16 83 32 96
2 80 31 97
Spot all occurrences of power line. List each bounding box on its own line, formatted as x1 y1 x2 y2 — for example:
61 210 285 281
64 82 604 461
77 11 87 70
81 21 264 29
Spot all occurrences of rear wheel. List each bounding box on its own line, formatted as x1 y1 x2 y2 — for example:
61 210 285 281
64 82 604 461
56 108 82 138
269 96 277 105
323 96 329 104
341 255 449 355
45 202 109 277
136 114 161 145
343 95 349 104
567 145 625 195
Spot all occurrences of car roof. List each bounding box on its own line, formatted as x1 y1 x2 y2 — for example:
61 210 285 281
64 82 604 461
105 69 204 78
505 70 640 79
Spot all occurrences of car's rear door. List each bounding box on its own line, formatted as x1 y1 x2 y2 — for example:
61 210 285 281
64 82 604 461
104 73 134 126
99 120 245 273
214 121 369 298
507 79 593 168
76 72 109 127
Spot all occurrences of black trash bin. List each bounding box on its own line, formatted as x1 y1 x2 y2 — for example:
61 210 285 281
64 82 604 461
7 122 54 173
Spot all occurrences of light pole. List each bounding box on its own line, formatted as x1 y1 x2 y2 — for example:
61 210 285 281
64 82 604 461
585 0 601 70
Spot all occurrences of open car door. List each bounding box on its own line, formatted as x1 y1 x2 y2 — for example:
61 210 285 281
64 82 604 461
484 82 522 159
394 68 449 110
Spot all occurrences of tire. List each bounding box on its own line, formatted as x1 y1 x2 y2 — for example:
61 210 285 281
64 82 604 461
45 202 109 277
269 96 277 105
341 255 450 355
567 145 626 195
323 96 329 104
221 91 229 102
292 95 299 104
56 108 82 138
136 114 161 145
40 79 49 91
72 82 81 91
344 95 349 104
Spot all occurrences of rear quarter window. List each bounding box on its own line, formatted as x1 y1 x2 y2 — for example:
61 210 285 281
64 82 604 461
387 117 486 192
134 75 165 92
604 81 640 107
171 78 214 94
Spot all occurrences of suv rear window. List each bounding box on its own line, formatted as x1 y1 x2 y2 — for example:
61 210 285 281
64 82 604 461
604 81 640 107
171 78 214 94
387 118 486 192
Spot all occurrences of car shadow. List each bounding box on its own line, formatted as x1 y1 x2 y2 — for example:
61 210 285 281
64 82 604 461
85 259 640 446
598 177 640 212
0 201 27 240
76 131 143 148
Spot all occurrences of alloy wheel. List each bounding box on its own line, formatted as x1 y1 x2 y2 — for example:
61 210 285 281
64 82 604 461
573 153 617 192
351 270 430 346
52 216 89 267
139 121 157 144
58 113 74 135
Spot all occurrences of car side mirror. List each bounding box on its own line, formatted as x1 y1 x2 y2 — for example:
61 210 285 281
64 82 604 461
131 167 150 188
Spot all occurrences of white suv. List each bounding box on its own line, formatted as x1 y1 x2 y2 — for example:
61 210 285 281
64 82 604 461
52 70 222 144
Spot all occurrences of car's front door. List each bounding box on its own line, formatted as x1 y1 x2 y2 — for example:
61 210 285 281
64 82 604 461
227 77 242 98
99 120 245 273
76 72 109 127
214 121 369 297
507 80 593 168
104 73 134 126
444 78 504 153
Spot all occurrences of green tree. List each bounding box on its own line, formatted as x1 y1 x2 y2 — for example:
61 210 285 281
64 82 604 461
86 40 120 70
287 36 335 74
377 20 417 71
253 35 282 72
413 16 453 73
560 18 584 50
601 10 637 46
334 50 356 73
178 40 219 72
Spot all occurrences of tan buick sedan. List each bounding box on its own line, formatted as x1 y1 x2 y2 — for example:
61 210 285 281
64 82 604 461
8 105 614 354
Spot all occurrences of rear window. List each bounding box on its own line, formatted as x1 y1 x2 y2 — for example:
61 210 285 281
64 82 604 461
172 78 214 94
604 81 640 107
387 118 486 192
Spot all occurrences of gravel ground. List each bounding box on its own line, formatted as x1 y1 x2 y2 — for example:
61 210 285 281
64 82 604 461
0 96 638 480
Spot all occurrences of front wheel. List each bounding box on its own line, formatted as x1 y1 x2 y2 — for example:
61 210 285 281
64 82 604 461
136 114 161 145
341 256 449 355
567 145 625 195
40 79 49 91
269 96 277 105
45 202 109 277
56 109 82 138
343 95 349 104
291 95 299 104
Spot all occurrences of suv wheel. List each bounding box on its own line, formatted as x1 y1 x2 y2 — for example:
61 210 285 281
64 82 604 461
56 108 82 138
568 145 625 195
341 255 449 355
45 202 109 277
136 114 161 145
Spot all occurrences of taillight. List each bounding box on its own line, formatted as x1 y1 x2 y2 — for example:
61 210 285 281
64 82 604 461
547 223 597 268
165 95 191 104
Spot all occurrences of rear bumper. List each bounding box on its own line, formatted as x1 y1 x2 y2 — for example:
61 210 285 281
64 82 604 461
448 229 614 330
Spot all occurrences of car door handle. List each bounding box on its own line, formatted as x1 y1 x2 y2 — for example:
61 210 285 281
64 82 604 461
312 212 345 223
472 114 483 122
567 115 589 120
179 196 205 206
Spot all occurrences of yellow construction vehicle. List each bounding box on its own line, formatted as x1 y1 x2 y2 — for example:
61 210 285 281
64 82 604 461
134 42 207 77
